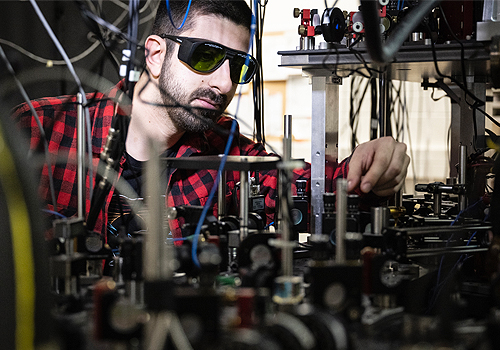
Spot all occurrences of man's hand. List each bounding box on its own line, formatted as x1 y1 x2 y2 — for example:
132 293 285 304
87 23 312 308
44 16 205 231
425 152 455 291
346 137 410 197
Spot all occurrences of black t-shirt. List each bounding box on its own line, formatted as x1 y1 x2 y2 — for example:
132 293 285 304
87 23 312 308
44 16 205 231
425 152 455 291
107 146 178 236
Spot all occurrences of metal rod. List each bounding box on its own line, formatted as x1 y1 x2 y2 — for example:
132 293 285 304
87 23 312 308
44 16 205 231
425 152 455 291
144 141 173 281
407 247 488 258
239 170 249 241
336 178 347 263
360 0 441 64
218 170 226 220
311 78 339 235
77 92 85 219
282 115 293 276
371 207 389 235
433 192 442 216
459 145 467 212
379 73 387 138
284 114 292 141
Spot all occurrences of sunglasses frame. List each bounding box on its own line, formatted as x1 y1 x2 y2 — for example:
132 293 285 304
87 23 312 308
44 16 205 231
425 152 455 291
159 34 257 84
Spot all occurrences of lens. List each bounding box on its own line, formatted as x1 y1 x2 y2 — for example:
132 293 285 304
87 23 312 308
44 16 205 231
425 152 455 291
230 53 256 84
190 42 225 72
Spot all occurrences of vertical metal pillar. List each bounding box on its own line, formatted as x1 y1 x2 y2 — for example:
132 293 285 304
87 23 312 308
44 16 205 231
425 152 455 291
77 92 85 219
459 145 467 211
239 170 249 241
336 179 347 263
310 76 340 235
144 141 173 281
282 115 293 277
449 81 486 178
218 171 226 220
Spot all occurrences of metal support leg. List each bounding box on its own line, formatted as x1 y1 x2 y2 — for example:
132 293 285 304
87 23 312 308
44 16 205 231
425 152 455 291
311 76 340 235
239 170 249 241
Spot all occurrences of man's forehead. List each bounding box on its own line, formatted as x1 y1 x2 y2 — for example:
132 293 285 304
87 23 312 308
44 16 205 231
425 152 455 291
180 14 250 52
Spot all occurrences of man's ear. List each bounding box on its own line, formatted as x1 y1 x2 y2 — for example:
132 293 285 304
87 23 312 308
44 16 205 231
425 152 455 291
144 35 166 78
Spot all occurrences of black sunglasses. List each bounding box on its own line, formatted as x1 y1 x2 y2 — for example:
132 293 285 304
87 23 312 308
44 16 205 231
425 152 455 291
159 34 257 85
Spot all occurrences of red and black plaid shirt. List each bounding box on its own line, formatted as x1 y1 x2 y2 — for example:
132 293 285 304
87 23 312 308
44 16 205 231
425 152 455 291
13 80 357 240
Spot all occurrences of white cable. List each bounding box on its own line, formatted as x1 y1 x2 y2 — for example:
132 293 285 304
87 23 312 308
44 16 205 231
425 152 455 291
139 0 154 13
139 7 157 24
84 0 99 14
109 0 129 10
107 0 154 13
0 2 129 66
0 38 100 65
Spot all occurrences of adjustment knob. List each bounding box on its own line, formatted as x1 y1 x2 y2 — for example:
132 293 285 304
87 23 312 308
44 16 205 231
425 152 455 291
298 24 307 36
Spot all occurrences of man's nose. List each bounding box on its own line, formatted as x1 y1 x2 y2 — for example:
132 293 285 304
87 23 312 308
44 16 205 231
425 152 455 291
207 59 234 94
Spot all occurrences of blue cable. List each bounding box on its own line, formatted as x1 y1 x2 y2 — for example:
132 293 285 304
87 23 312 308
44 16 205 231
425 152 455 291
191 119 238 268
166 0 192 30
42 209 66 219
466 231 477 246
397 0 401 10
432 210 463 308
428 197 485 313
191 1 258 268
264 221 274 230
108 223 118 233
167 236 191 242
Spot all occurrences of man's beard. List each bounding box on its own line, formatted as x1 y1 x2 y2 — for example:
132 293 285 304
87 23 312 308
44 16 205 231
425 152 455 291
159 59 228 133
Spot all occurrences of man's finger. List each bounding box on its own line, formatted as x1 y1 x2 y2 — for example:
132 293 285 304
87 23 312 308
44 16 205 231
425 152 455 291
358 140 396 193
369 145 409 191
372 153 410 196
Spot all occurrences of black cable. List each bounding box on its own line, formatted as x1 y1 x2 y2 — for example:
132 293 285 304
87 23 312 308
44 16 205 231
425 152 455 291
125 0 140 99
425 23 483 107
78 4 145 51
431 87 446 101
350 76 362 142
349 76 371 150
390 83 402 139
472 105 478 151
424 21 493 152
371 76 378 140
439 5 467 88
88 0 141 230
490 155 500 237
439 4 482 151
324 0 340 10
349 39 385 75
396 82 405 139
74 0 121 76
385 78 393 137
361 0 441 64
476 107 500 129
350 77 355 149
323 44 374 79
30 0 95 202
251 0 266 144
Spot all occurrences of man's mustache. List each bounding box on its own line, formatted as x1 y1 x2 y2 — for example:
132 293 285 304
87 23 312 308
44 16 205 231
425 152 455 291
190 88 228 110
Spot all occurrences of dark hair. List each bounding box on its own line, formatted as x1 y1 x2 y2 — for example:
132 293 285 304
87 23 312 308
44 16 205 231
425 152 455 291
152 0 252 55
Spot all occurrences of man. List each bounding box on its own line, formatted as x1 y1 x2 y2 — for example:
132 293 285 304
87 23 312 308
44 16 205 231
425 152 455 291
14 0 409 240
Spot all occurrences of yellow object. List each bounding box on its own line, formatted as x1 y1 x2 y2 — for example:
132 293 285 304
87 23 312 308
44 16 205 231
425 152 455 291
0 124 35 350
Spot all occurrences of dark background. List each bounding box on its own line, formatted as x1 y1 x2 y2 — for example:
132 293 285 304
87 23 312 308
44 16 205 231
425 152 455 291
0 0 155 109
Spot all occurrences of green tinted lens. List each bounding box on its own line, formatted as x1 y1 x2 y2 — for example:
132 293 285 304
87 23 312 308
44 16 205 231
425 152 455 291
231 54 256 84
190 42 225 72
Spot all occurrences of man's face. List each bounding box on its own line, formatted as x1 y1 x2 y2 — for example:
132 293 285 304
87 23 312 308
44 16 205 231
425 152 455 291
159 15 250 133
